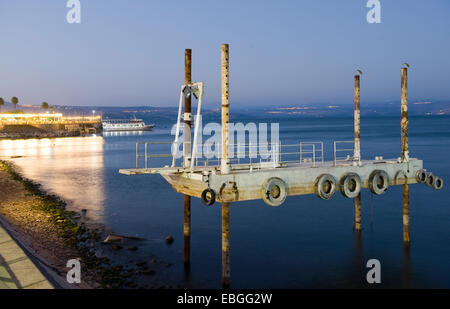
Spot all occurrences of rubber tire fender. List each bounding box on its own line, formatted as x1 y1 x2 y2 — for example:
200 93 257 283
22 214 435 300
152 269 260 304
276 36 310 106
425 172 436 187
315 174 337 200
201 188 216 206
369 170 389 195
415 169 427 183
433 177 444 190
262 177 287 207
340 173 362 199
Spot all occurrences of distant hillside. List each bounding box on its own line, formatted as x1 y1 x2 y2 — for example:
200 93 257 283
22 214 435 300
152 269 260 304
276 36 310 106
242 100 450 118
1 100 449 121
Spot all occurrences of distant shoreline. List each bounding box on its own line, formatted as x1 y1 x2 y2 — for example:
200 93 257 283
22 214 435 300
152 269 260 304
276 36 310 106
0 132 91 139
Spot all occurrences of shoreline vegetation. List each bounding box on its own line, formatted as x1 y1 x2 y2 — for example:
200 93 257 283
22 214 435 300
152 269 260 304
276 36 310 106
0 160 166 289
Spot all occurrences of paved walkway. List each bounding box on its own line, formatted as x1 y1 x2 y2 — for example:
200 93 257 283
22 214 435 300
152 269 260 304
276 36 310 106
0 225 53 289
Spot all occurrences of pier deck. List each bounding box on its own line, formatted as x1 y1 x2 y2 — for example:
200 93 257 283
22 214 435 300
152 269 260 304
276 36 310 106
120 158 423 203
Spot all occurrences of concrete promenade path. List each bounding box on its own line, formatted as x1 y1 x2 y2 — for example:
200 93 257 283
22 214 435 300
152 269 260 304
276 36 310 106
0 224 53 289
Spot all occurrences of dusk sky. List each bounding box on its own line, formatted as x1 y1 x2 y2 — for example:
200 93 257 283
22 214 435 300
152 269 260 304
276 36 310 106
1 0 449 107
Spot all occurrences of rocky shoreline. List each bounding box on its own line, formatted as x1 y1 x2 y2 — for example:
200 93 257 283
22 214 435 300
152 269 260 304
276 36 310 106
0 161 172 289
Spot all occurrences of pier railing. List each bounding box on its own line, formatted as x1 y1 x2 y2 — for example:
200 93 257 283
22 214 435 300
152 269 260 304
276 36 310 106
135 141 328 170
134 140 359 170
333 141 355 166
299 142 324 167
135 141 173 169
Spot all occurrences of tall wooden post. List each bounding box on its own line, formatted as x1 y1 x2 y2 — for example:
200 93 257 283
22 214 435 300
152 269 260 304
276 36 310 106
354 74 361 162
184 49 192 266
184 49 192 167
221 44 231 174
401 66 410 243
402 182 410 243
222 202 230 288
401 67 409 163
354 73 362 231
221 44 231 288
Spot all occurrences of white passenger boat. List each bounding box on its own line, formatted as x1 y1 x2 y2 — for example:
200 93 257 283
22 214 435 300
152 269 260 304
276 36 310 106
102 118 155 132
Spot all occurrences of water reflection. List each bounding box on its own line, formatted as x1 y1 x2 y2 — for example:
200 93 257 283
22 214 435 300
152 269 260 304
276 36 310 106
352 230 364 287
102 131 143 137
0 137 105 222
402 243 412 288
353 230 363 265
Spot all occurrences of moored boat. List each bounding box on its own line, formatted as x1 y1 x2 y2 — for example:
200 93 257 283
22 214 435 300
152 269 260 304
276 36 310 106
102 118 154 132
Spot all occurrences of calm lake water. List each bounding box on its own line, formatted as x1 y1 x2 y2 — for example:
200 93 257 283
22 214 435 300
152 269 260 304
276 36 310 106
1 115 449 288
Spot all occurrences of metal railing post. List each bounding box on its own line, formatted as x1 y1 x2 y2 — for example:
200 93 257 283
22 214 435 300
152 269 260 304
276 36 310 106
299 143 302 163
334 142 337 166
136 142 139 168
279 141 282 163
321 142 324 163
145 142 148 169
313 144 316 167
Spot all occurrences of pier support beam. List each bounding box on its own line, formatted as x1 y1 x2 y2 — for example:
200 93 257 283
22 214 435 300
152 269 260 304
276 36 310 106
221 44 231 174
403 184 410 243
184 49 192 266
221 44 231 287
354 73 361 162
401 66 409 163
222 202 230 288
354 72 362 231
401 65 410 243
354 193 362 231
184 49 192 167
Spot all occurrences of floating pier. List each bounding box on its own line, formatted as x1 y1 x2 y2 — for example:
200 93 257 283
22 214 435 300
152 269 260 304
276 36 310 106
119 45 443 288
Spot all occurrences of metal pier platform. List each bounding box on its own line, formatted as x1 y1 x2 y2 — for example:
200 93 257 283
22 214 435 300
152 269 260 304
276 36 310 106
118 45 444 288
120 158 424 205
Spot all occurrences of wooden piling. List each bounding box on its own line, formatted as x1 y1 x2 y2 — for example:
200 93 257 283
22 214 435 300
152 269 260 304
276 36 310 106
184 49 192 167
401 66 410 243
220 45 231 285
354 74 361 162
222 202 230 288
403 183 410 242
354 193 362 231
184 49 192 266
353 73 362 231
221 44 231 174
401 67 408 162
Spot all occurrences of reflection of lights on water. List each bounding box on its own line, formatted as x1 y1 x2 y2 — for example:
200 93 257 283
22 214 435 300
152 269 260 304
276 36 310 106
102 131 144 137
0 136 106 221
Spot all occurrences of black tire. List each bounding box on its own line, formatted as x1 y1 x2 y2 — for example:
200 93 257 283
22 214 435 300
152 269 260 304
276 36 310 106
340 173 362 199
369 170 389 195
262 177 287 206
415 169 427 183
426 172 436 187
433 177 444 190
315 174 337 200
201 188 216 206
